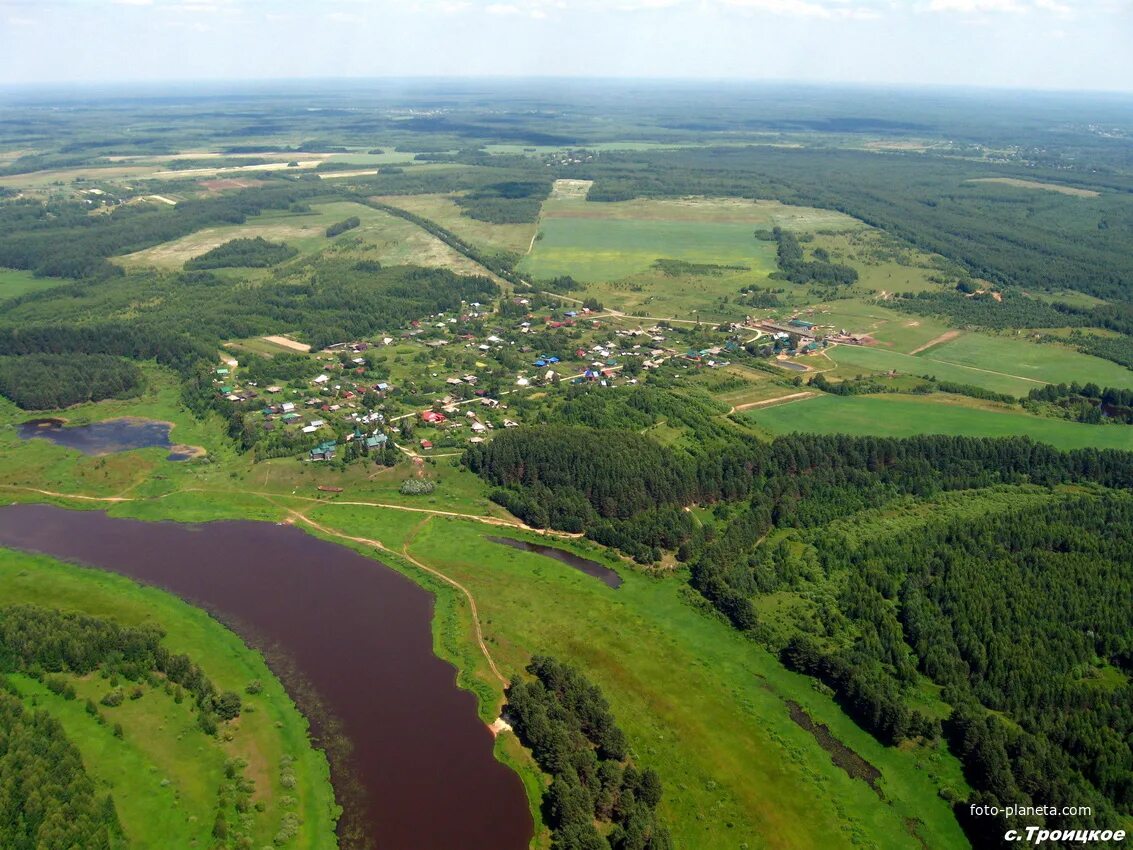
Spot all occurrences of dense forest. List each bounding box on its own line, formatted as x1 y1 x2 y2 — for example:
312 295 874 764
0 353 144 410
506 656 670 850
453 179 552 224
787 497 1133 844
184 236 297 269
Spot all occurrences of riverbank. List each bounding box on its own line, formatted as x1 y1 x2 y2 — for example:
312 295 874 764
0 547 340 849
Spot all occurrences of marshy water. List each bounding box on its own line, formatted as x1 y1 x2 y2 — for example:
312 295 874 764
0 503 532 850
488 535 622 588
17 417 195 461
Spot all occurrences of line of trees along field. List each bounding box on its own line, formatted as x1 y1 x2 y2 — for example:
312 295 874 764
506 656 670 850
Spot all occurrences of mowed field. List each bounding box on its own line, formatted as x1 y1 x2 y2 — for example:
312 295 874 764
0 548 339 850
521 194 861 283
744 393 1133 451
115 201 503 281
305 509 970 850
926 332 1133 389
827 342 1041 397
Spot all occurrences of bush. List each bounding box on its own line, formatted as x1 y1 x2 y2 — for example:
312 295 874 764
399 479 436 495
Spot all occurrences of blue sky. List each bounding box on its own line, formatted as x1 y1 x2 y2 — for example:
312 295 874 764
1 0 1131 91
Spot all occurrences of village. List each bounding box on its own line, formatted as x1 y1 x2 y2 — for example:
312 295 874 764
212 295 861 463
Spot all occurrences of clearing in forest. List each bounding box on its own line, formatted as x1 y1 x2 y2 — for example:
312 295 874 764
966 177 1100 198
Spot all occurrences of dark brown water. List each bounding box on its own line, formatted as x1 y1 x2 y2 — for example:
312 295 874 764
18 418 188 461
0 504 532 850
487 535 622 588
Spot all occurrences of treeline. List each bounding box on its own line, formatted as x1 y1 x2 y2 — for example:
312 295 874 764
325 216 360 237
0 683 121 850
506 656 670 850
768 227 858 286
1025 381 1133 424
469 405 1133 597
454 180 551 224
0 605 242 735
0 181 327 279
185 236 297 269
0 353 143 410
808 371 1017 405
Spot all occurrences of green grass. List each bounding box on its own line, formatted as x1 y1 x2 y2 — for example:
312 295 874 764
520 196 857 285
0 267 68 299
926 332 1133 390
827 343 1040 397
0 548 339 849
744 393 1133 450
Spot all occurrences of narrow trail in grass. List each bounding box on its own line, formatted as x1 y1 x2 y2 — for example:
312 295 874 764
286 509 509 689
728 391 817 414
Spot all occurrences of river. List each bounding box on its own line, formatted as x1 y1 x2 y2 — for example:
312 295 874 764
0 503 532 850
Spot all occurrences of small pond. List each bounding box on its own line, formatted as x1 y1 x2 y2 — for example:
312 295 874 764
18 418 195 461
488 536 623 588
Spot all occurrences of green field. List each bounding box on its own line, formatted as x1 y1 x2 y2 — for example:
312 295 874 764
745 393 1133 450
0 267 68 299
0 548 339 849
827 342 1041 396
302 509 970 850
926 332 1133 389
520 195 859 284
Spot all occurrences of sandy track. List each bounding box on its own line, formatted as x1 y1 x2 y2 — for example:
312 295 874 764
262 335 312 353
730 391 817 414
908 330 962 356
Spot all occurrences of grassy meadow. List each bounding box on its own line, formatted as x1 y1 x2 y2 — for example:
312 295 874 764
744 393 1133 450
925 332 1133 389
520 195 857 286
0 548 339 850
826 342 1042 396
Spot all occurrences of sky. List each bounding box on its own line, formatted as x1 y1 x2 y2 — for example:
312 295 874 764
1 0 1131 92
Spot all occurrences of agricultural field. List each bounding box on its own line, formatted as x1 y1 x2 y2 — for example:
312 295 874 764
744 393 1133 450
520 193 859 285
925 332 1133 389
0 548 339 850
826 341 1042 397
